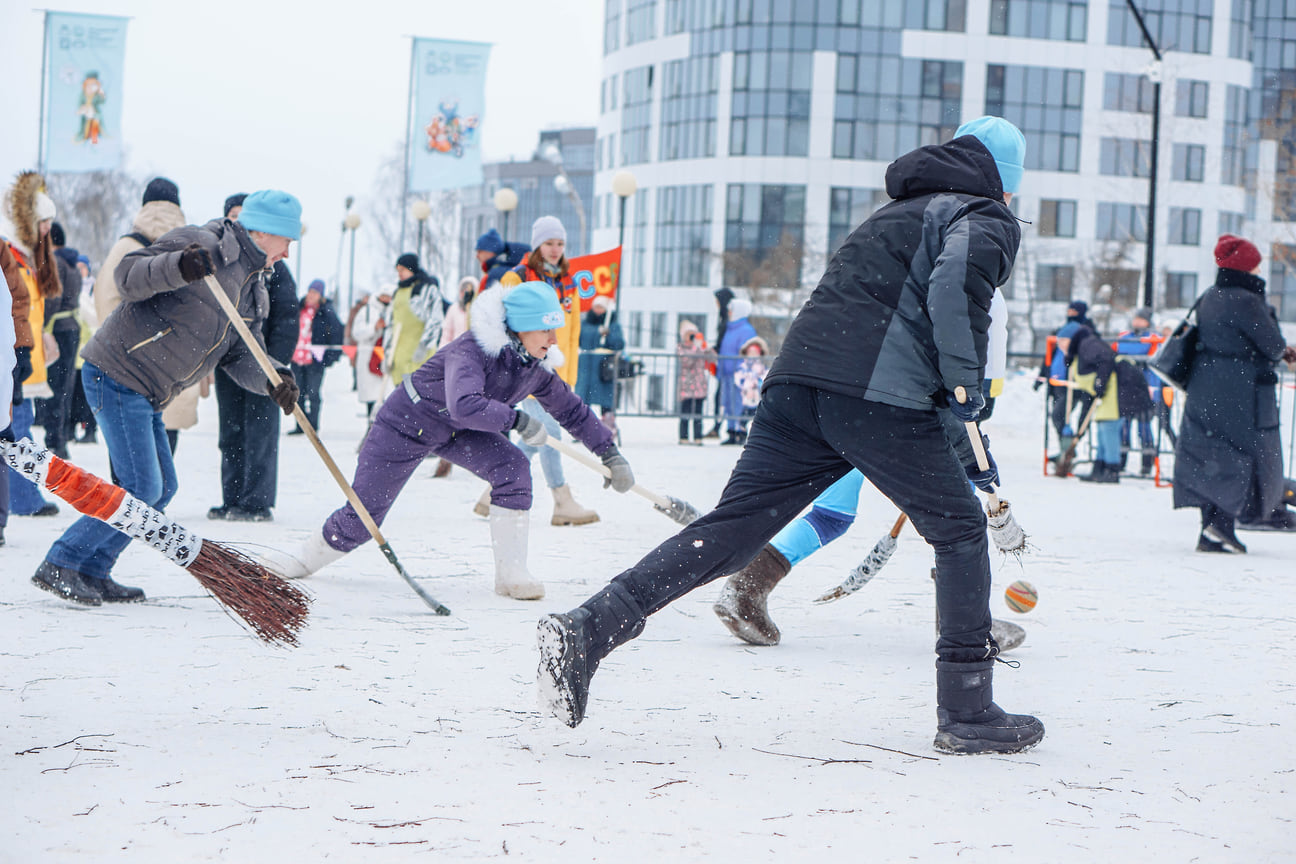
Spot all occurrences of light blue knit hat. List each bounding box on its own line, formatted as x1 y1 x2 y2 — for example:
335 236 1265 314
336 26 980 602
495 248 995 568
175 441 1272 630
955 116 1026 194
503 281 564 332
237 189 302 240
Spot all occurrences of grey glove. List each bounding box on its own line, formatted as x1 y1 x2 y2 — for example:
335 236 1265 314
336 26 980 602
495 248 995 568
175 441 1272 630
601 446 634 493
512 409 548 446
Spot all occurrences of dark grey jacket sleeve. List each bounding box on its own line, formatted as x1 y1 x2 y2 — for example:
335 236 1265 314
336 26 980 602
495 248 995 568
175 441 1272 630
114 224 210 303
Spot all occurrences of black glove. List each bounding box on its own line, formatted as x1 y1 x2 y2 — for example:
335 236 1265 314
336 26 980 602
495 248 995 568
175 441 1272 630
14 346 33 386
1032 377 1043 392
600 446 634 493
964 435 1000 493
511 409 548 446
178 243 215 284
265 369 299 416
947 385 985 423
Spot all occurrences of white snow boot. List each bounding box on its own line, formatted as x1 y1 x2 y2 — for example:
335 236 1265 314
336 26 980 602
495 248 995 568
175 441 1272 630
550 484 599 526
472 486 492 518
260 529 346 580
490 505 545 600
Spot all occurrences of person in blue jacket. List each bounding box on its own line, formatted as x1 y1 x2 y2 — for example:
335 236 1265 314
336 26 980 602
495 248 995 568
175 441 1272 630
716 297 756 444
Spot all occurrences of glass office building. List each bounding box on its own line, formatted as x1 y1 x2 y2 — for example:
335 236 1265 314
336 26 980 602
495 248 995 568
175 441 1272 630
593 0 1296 350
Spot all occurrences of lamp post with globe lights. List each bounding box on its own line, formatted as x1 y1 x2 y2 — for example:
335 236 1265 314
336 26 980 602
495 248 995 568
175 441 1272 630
344 210 361 310
543 141 587 254
611 169 638 315
494 187 518 242
410 198 432 265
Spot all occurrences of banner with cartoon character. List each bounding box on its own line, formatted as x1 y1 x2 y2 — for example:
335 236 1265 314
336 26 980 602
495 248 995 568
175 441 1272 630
408 38 491 191
42 12 129 173
568 247 623 312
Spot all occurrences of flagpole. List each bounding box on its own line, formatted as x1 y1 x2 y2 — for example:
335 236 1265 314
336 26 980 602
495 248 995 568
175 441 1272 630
37 10 50 175
399 37 416 256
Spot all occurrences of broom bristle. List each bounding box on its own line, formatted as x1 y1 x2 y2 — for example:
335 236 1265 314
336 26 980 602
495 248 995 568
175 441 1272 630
188 541 311 647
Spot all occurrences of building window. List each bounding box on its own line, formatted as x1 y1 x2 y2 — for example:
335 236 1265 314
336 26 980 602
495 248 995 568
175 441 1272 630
660 54 719 161
828 188 885 255
1037 264 1074 301
1221 84 1248 187
633 192 650 285
1103 72 1154 113
906 0 968 32
1172 143 1205 181
724 183 806 289
1165 271 1198 308
1272 247 1296 322
986 64 1083 172
626 0 657 46
1229 0 1250 59
989 0 1087 40
1099 137 1152 178
1038 199 1077 237
649 310 669 349
835 56 963 160
731 51 813 157
1167 207 1202 245
1175 79 1209 118
621 66 654 166
605 0 622 55
655 185 714 286
1096 202 1148 242
1107 0 1212 55
1218 211 1245 237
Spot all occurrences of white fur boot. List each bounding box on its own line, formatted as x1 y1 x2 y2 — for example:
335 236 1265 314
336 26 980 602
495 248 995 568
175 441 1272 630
260 529 346 580
489 506 545 600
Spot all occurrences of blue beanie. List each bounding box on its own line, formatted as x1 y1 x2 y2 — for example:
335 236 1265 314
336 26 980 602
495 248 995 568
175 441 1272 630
955 116 1026 194
237 189 302 240
307 279 326 294
503 281 565 332
476 228 505 254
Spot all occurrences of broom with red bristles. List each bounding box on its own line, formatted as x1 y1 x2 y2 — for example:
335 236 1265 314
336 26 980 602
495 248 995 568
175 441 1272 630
1 438 310 647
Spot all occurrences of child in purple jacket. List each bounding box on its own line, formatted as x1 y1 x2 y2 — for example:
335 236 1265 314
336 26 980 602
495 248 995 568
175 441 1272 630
269 281 635 600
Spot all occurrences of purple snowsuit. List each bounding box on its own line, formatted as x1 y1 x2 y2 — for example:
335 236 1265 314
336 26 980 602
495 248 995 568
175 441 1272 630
321 288 614 553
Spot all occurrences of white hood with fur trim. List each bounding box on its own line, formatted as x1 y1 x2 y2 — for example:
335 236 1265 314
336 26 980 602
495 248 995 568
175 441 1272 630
469 283 565 372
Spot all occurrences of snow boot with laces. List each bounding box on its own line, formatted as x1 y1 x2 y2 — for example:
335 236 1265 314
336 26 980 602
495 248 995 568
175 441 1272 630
933 659 1044 755
713 544 791 646
550 484 599 526
537 581 645 727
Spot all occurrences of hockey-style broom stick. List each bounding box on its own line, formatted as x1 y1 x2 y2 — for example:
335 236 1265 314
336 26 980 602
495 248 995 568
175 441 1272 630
955 386 1028 555
202 275 450 615
1 438 310 646
541 436 703 525
1054 396 1102 478
813 512 908 603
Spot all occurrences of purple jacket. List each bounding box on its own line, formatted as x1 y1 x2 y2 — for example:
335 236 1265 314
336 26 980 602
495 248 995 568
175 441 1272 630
379 283 614 456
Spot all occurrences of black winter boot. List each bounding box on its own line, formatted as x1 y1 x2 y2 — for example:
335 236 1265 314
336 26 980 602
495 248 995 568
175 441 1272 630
95 576 146 603
537 582 646 727
713 545 792 645
1204 518 1247 553
934 660 1044 755
32 561 103 606
1140 453 1156 476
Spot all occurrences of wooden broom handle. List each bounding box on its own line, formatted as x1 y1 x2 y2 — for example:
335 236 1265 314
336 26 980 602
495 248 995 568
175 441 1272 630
954 385 1002 510
541 435 675 511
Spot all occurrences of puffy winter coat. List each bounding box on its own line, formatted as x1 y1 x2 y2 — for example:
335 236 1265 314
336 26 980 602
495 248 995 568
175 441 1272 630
95 200 186 325
1174 268 1288 520
84 218 288 409
575 308 625 408
765 134 1019 410
351 294 390 405
1064 326 1153 421
49 246 82 333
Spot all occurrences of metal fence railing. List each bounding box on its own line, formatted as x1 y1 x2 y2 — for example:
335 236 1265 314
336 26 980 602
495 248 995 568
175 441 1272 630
605 350 752 423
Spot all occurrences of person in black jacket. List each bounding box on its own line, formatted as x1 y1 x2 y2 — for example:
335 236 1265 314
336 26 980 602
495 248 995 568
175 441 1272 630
538 116 1043 755
1060 325 1153 483
43 221 82 459
288 279 344 436
1173 235 1296 549
209 194 302 523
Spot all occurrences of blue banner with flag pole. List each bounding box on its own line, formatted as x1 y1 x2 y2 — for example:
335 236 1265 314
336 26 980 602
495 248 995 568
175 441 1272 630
41 11 129 174
407 39 491 191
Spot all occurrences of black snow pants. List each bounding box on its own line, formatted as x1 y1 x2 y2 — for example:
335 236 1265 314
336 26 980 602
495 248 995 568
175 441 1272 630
599 383 995 662
216 368 282 511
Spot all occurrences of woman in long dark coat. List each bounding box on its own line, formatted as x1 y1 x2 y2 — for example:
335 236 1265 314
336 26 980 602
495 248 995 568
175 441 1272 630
1173 235 1296 552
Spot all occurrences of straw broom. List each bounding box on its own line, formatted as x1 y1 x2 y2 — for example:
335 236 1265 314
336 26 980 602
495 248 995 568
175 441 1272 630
814 512 907 603
954 386 1028 555
1 438 309 647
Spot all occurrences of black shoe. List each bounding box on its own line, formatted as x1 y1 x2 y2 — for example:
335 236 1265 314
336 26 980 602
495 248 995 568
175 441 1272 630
1196 533 1229 553
933 660 1044 755
1140 453 1156 476
31 561 103 606
537 610 597 728
96 576 146 603
27 502 60 517
207 505 231 521
1237 510 1296 532
1204 522 1247 553
225 507 272 523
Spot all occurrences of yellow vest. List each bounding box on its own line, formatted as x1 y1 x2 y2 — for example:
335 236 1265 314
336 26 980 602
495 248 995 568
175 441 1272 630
387 285 430 386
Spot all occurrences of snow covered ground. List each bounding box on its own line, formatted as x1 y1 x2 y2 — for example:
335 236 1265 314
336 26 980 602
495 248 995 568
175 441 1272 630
3 369 1293 862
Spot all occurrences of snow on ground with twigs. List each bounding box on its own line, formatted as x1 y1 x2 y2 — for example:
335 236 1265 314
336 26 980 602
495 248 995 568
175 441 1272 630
3 369 1294 862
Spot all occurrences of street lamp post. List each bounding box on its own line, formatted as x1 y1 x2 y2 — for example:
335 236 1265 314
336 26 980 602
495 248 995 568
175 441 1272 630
1125 0 1162 312
611 169 638 317
494 187 518 242
410 198 431 265
344 210 361 310
543 141 588 255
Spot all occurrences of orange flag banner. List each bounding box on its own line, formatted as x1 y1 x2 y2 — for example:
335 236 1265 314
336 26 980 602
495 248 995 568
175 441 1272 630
568 247 623 313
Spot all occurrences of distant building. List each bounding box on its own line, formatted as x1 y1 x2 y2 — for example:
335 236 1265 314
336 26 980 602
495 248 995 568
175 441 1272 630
592 0 1296 354
459 127 595 280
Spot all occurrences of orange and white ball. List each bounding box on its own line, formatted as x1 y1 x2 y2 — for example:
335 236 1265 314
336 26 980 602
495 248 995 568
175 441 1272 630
1004 580 1038 614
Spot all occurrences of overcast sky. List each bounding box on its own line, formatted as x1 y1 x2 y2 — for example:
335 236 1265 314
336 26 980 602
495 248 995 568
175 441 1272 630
1 0 603 293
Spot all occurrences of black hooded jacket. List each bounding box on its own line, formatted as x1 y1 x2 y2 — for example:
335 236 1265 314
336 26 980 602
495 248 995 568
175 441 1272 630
765 135 1020 410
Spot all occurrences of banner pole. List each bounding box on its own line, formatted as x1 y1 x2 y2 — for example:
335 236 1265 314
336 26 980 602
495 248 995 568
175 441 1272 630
399 37 416 256
37 10 49 175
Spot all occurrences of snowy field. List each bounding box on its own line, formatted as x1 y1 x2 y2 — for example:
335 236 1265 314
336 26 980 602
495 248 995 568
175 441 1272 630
3 368 1294 862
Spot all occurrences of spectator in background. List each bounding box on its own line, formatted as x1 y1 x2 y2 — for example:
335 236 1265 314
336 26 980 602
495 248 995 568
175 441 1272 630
70 253 97 444
733 335 769 427
1065 299 1100 336
676 320 714 445
705 287 734 439
350 289 391 432
1060 325 1153 484
2 171 62 518
440 277 475 348
288 279 344 436
717 297 756 445
575 294 625 436
475 228 529 294
95 177 185 324
0 233 17 547
382 253 441 387
211 194 301 522
44 221 82 459
1115 307 1160 475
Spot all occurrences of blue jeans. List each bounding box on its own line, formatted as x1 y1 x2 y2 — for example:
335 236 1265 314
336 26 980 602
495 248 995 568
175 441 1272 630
1095 419 1123 465
8 399 53 514
46 364 178 579
514 397 565 489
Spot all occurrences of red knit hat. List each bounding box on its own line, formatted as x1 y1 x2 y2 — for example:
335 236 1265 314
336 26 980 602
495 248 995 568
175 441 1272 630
1214 234 1261 273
